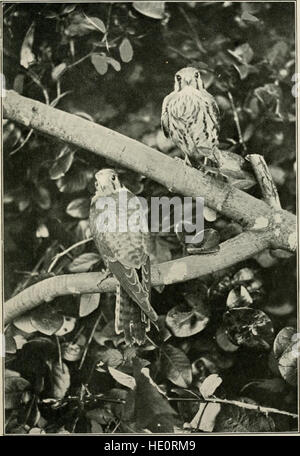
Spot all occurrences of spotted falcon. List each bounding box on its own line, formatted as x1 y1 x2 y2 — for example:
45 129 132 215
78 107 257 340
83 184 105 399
89 169 158 345
161 67 220 168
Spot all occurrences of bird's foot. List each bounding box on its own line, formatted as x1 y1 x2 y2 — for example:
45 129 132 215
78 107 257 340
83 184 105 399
174 155 192 167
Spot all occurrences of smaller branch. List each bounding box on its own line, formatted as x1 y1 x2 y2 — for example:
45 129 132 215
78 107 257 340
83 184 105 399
179 6 206 54
247 154 281 209
48 238 93 273
79 310 102 370
228 91 247 153
168 397 298 419
248 154 291 259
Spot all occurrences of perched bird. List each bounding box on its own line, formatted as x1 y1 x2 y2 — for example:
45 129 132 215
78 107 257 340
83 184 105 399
89 169 158 345
161 67 220 169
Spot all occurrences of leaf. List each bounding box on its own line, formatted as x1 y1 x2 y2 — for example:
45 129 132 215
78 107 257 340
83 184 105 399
273 327 295 359
133 2 165 19
226 285 253 309
68 252 100 273
50 146 75 180
84 16 106 34
161 344 192 388
203 206 217 222
35 186 51 210
30 305 64 336
80 293 100 317
106 57 121 72
199 374 223 398
119 38 134 63
62 342 83 362
51 63 67 81
188 403 221 432
20 22 35 68
166 305 209 337
91 54 108 75
214 403 275 432
65 13 106 37
5 375 30 409
131 358 177 429
55 316 76 336
51 362 70 400
108 367 136 390
241 11 259 23
14 315 37 334
273 327 298 386
228 43 254 65
57 168 94 193
96 348 123 368
66 197 90 218
215 326 239 353
223 307 274 350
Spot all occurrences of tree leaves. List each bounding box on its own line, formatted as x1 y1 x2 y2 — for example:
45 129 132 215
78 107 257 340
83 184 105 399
108 367 136 390
119 38 134 63
223 307 274 350
66 198 90 218
64 13 106 37
130 358 177 430
199 374 222 399
166 305 209 337
161 344 192 388
51 362 70 399
79 293 100 317
30 305 64 336
20 22 35 68
214 403 275 432
273 327 297 386
50 146 75 180
91 54 108 75
68 252 100 272
133 2 165 19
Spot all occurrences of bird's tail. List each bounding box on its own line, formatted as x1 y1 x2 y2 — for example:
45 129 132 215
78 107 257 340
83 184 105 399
115 284 150 346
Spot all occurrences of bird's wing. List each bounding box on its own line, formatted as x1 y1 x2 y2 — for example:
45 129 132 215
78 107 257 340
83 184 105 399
89 195 157 322
106 254 157 322
161 93 174 138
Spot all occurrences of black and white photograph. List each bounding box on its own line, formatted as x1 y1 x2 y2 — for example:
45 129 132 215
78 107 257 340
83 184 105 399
1 1 299 436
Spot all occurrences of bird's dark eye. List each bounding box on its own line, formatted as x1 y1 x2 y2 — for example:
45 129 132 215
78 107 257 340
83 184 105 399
112 175 116 181
195 72 199 78
176 75 181 81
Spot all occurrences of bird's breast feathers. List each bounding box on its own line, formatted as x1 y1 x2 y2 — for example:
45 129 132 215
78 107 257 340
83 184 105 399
90 188 150 269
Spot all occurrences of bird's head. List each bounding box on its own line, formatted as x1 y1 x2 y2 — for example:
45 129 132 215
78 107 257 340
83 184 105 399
94 168 122 195
174 67 203 91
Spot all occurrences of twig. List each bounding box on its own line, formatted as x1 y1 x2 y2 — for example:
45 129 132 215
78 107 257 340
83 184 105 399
248 154 292 260
10 129 34 155
48 238 93 273
56 336 63 372
179 6 206 54
79 310 103 370
247 154 281 209
228 91 247 153
167 397 298 419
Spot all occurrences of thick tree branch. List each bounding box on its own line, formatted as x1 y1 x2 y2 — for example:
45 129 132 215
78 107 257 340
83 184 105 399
5 231 270 323
3 92 297 323
3 91 296 253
